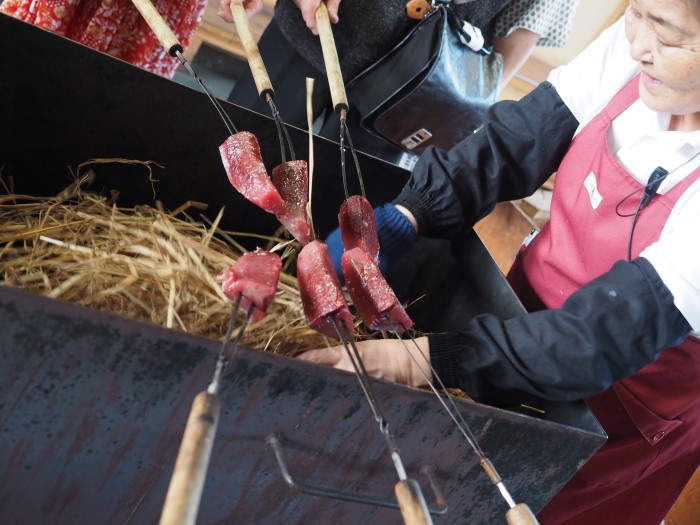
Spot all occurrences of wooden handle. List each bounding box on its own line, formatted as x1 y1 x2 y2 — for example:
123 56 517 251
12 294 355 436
505 503 540 525
159 391 221 525
314 2 348 113
394 479 434 525
130 0 182 56
230 2 274 99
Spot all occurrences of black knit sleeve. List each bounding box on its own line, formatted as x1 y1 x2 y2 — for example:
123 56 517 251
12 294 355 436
428 258 693 404
395 81 578 238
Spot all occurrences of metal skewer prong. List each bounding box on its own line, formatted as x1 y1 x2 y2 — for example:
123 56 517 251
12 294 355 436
383 318 540 525
331 316 434 525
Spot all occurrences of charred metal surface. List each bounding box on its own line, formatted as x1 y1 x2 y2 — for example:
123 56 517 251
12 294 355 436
0 287 604 525
0 16 606 525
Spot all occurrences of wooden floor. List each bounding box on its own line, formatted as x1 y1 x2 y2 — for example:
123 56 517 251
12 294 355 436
666 468 700 524
474 201 538 274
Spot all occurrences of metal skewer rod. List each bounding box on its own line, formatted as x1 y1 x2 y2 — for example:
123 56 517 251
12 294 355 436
130 0 238 136
385 320 539 525
208 295 241 395
330 317 434 525
229 2 296 162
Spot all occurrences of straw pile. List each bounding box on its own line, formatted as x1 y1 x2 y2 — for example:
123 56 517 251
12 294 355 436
0 172 334 356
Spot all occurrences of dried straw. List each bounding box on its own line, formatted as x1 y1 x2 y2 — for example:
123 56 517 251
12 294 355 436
0 180 335 357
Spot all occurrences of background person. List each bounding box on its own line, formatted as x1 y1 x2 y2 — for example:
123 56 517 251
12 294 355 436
218 0 579 163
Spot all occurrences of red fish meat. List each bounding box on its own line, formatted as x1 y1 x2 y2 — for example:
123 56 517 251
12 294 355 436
338 195 380 265
220 131 285 215
218 248 282 323
272 160 311 244
341 247 413 332
297 240 354 339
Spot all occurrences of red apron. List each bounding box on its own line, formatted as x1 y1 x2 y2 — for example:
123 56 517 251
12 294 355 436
508 75 700 524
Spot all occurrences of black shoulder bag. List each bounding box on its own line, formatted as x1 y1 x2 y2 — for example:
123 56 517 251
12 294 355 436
346 3 503 155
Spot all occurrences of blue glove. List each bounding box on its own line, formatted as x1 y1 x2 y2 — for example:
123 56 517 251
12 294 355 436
325 203 418 280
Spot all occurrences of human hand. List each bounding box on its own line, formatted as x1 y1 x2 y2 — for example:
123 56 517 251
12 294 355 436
297 336 431 388
325 203 418 281
217 0 263 23
292 0 341 35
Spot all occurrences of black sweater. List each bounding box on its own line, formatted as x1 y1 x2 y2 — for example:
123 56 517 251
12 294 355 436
274 0 511 80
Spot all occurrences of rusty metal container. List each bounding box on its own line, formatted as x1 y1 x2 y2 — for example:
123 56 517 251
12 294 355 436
0 15 606 525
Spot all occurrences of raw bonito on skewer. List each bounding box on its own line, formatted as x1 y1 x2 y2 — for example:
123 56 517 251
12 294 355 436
218 248 283 323
272 160 312 244
219 123 312 244
341 247 412 332
133 0 310 242
157 247 282 525
297 240 353 339
220 132 286 216
338 195 380 264
227 1 312 244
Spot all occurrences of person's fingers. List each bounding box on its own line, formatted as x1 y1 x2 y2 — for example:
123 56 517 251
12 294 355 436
325 0 341 23
218 0 263 21
217 0 234 23
297 346 345 367
300 1 322 36
245 0 264 17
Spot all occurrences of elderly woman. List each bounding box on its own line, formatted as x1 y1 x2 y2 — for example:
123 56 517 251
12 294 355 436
299 1 700 523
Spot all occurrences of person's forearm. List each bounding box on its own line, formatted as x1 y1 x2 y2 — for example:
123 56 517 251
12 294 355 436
394 82 578 238
492 28 540 91
429 258 693 403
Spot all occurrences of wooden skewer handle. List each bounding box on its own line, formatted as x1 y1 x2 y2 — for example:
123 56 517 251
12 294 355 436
394 479 434 525
314 2 348 113
159 391 221 525
131 0 182 56
230 2 274 99
505 503 540 525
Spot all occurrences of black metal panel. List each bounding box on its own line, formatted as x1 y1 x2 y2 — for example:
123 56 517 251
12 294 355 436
0 14 404 242
0 15 606 525
0 287 604 525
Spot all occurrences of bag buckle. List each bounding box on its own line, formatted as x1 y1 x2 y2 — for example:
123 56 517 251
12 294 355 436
401 128 433 150
459 20 488 53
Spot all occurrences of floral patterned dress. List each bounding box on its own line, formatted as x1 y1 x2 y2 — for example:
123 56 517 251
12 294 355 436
0 0 207 78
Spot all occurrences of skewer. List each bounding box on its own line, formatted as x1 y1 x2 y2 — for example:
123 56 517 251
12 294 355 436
130 0 238 136
330 316 434 525
306 77 317 240
159 299 255 525
314 2 365 200
313 1 539 519
229 2 296 162
382 318 539 525
311 8 431 522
